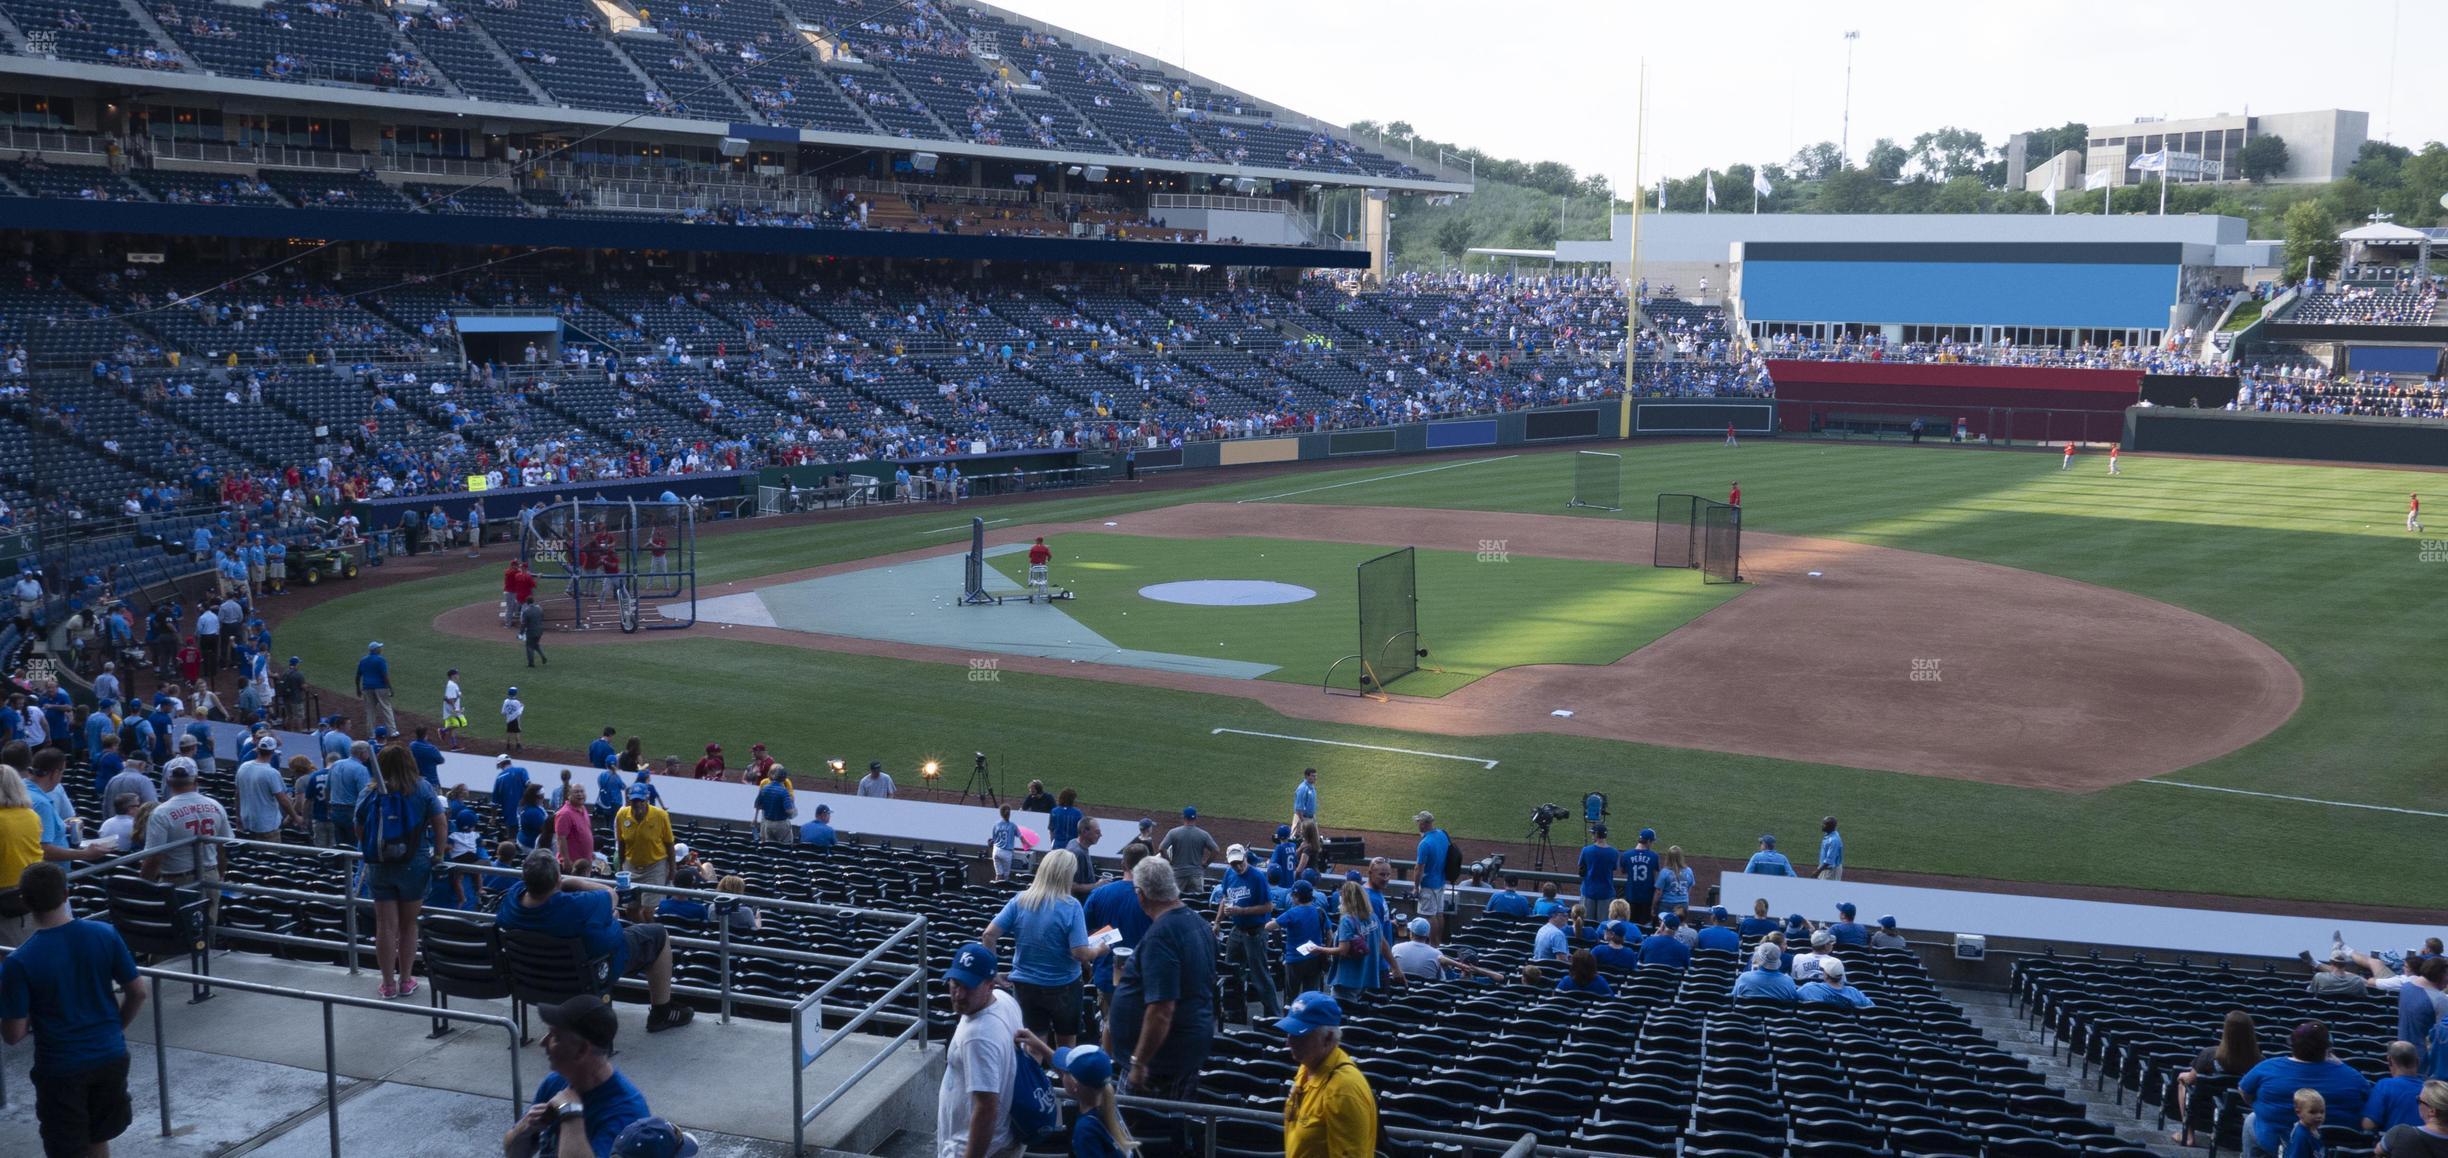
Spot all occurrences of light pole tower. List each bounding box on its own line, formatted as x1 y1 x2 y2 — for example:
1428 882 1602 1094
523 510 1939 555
1840 31 1861 163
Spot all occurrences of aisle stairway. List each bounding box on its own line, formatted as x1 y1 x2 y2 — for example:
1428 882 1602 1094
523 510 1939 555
1947 985 2185 1156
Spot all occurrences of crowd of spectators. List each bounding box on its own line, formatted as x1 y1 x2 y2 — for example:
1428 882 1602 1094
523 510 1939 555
1757 331 2226 375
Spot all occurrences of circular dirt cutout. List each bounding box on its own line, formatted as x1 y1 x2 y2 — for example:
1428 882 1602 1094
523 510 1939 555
1137 579 1317 606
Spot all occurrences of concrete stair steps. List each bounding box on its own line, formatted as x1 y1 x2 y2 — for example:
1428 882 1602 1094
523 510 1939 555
1947 985 2187 1155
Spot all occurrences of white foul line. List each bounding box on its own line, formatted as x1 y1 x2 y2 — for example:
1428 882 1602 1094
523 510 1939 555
1235 454 1520 504
1210 727 1498 769
2141 779 2448 819
921 517 1011 535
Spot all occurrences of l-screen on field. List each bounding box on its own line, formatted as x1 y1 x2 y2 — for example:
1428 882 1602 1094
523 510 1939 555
981 532 1742 697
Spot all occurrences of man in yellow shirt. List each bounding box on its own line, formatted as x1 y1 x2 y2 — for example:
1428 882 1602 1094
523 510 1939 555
611 786 673 921
1278 992 1374 1158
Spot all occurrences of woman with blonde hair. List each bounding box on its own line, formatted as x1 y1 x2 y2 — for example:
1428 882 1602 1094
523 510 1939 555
1330 878 1387 999
1606 898 1632 925
979 848 1098 1046
0 765 44 945
1657 846 1693 915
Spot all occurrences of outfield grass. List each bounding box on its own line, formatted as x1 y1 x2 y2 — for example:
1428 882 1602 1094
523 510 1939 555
982 533 1741 695
275 443 2448 909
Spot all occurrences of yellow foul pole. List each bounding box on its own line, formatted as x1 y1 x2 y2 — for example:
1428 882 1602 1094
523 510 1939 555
1619 59 1646 438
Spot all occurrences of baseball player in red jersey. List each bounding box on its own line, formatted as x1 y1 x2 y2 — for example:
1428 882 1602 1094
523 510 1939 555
2411 494 2424 533
1725 422 1738 447
1728 482 1742 508
2060 441 2076 470
2107 445 2121 476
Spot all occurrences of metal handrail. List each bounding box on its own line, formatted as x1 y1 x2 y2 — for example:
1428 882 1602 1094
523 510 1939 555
0 952 523 1158
790 912 930 1153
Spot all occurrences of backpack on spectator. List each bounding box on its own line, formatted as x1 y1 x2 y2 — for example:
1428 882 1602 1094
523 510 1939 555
1440 829 1464 885
360 791 415 864
1005 1047 1061 1145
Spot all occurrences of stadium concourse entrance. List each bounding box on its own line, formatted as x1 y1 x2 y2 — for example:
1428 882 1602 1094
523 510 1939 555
519 499 699 632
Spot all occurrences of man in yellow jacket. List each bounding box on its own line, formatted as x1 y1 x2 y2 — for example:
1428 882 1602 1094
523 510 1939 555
612 785 673 921
1278 991 1375 1158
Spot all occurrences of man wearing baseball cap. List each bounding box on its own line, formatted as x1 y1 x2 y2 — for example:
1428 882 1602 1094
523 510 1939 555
1621 828 1662 924
354 641 394 736
856 760 894 799
232 734 295 842
797 803 836 848
1744 834 1795 877
1828 902 1871 947
1215 842 1282 1020
938 942 1024 1158
611 1118 699 1158
614 786 675 921
502 995 652 1158
1278 992 1375 1157
1158 807 1216 897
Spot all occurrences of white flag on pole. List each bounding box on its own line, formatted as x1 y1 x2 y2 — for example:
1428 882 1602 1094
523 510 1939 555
2128 150 2168 173
2083 168 2111 192
1656 177 1666 211
1705 171 1718 207
2042 182 2056 211
1752 169 1772 197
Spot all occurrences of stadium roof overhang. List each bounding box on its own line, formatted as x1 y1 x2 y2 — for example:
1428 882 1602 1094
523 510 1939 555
0 57 1474 196
0 197 1371 270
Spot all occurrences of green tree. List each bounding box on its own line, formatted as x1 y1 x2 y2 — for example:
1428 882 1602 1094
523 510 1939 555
1519 215 1562 247
1932 175 1986 213
2017 121 2090 164
2283 200 2338 280
1865 138 1908 181
2349 140 2411 188
2239 134 2290 182
2396 143 2448 225
1908 126 1989 181
1432 216 1474 257
1788 141 1843 181
1814 166 1888 213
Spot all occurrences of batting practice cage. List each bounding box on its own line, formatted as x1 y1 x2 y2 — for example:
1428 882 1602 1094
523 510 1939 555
958 516 1070 605
1568 450 1623 512
520 499 699 632
1326 546 1431 699
1652 494 1743 584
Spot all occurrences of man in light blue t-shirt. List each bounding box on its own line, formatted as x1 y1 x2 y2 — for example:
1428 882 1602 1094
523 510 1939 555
1412 811 1451 944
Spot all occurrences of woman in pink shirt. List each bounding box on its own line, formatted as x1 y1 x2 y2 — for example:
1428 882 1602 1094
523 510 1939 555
553 783 595 874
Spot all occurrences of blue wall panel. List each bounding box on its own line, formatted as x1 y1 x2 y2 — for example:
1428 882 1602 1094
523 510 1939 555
1425 419 1499 448
1743 261 2175 329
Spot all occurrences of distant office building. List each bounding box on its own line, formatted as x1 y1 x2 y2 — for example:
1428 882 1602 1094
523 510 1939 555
2083 110 2365 186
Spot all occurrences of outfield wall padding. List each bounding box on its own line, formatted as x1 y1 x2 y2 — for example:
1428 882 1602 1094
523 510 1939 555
1767 360 2138 443
2126 408 2448 467
1218 438 1303 466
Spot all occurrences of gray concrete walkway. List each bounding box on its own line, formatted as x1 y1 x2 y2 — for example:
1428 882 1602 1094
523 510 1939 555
0 954 936 1156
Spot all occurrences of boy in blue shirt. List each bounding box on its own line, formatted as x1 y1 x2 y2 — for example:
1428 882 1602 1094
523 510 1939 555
0 863 150 1158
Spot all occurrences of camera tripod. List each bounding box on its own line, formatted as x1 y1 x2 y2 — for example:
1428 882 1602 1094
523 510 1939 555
958 753 997 806
1524 824 1556 872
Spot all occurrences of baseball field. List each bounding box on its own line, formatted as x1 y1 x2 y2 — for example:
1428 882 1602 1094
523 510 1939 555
278 441 2448 911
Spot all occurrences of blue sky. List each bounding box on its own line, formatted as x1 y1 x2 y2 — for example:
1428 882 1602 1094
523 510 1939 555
994 0 2434 190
